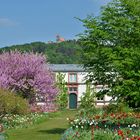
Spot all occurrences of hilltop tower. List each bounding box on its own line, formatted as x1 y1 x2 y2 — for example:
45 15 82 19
56 34 65 42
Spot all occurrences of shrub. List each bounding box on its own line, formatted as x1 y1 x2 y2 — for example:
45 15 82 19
103 103 132 114
12 95 30 115
79 83 97 117
56 73 68 110
0 89 29 119
56 92 68 110
133 108 140 113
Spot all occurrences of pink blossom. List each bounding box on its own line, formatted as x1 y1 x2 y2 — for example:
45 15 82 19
0 51 58 103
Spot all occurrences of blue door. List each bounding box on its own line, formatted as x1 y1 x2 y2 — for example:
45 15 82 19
69 93 77 109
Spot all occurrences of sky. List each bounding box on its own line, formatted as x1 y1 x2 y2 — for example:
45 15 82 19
0 0 111 48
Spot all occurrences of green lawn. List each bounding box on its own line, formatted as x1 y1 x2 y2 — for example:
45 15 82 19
7 110 77 140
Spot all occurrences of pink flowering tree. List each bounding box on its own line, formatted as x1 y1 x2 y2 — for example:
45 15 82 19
0 51 58 104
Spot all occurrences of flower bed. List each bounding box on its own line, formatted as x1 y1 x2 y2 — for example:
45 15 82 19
62 128 140 140
62 112 140 140
69 112 140 130
1 112 48 129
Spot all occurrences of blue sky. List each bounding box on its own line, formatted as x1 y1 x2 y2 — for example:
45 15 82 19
0 0 111 48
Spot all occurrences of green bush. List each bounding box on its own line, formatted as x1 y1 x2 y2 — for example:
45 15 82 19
103 103 132 113
12 95 30 115
0 89 29 119
56 92 68 110
133 108 140 113
79 83 97 117
56 73 68 110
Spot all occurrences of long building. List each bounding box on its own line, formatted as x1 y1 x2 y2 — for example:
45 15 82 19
49 64 112 109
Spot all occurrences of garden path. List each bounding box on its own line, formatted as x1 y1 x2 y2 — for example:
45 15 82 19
7 110 76 140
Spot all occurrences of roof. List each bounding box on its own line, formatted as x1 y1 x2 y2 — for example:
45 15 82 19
48 64 85 72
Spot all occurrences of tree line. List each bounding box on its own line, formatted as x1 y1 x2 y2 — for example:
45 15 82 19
0 40 83 64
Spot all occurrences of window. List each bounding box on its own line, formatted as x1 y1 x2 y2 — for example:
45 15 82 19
69 87 77 92
97 96 104 101
69 73 77 83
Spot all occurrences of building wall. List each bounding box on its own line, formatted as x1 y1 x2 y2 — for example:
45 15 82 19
78 84 86 101
55 71 112 108
77 72 87 101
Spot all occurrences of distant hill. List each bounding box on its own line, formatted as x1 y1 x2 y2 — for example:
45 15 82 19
0 40 83 64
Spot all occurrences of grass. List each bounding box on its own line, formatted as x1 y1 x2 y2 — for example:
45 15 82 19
6 110 77 140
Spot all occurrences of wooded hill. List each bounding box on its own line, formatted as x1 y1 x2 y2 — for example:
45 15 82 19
0 40 83 64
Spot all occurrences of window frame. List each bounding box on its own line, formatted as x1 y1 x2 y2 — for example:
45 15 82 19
68 73 77 83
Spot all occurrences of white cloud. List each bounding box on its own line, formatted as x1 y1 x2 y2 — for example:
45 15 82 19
0 18 17 27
